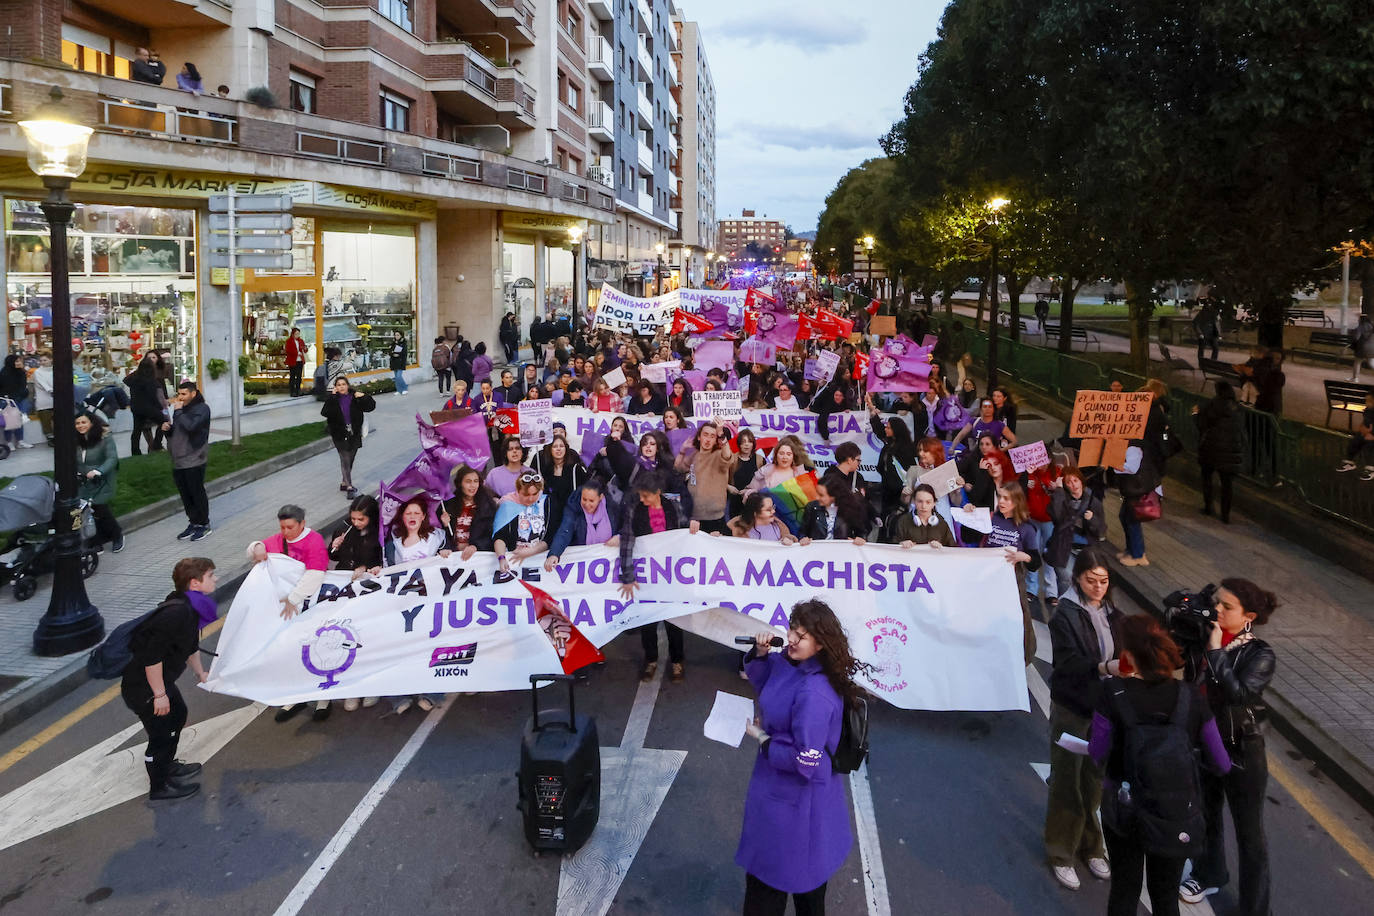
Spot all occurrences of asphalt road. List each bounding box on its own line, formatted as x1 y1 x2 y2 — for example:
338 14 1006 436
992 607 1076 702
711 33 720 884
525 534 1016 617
1 596 1373 916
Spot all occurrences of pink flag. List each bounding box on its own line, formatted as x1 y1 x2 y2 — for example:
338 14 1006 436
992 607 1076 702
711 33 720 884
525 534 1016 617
757 310 800 349
867 335 935 393
693 339 736 371
419 412 490 469
739 336 778 364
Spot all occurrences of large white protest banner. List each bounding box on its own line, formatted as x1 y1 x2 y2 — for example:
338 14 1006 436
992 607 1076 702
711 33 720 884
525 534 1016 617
593 283 679 335
677 288 749 312
553 406 887 481
205 534 1029 712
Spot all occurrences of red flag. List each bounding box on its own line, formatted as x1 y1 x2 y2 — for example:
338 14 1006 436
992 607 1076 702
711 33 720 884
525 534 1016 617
523 582 605 673
746 287 779 312
489 407 520 434
796 313 821 341
865 298 882 317
853 351 870 381
816 308 853 338
743 309 759 337
671 308 713 335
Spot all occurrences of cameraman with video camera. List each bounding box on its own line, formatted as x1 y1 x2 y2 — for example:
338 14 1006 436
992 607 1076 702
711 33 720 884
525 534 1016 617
1164 579 1278 914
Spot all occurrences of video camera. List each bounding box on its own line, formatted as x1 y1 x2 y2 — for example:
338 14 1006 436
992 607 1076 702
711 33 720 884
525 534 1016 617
1160 584 1219 649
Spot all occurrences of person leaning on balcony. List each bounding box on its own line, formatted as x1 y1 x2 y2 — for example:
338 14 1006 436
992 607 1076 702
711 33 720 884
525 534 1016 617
131 48 166 86
177 62 204 96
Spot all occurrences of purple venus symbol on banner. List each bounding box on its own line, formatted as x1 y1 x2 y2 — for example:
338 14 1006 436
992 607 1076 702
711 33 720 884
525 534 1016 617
301 622 362 689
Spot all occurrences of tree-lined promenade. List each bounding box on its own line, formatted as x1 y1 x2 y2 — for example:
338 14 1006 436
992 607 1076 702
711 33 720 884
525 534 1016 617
815 0 1374 373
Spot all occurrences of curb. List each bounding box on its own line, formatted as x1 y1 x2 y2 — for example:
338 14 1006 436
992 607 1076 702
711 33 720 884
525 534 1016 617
1107 556 1374 818
0 435 344 737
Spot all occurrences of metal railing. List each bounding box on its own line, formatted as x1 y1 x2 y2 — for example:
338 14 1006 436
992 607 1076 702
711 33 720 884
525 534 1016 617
296 130 385 165
101 98 235 144
958 328 1374 534
506 168 547 193
562 183 589 203
422 151 482 181
467 61 498 98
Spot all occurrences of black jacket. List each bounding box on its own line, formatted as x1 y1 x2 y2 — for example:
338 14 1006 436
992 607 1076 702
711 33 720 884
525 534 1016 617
1045 489 1107 568
121 592 199 697
618 497 686 583
799 501 859 541
440 493 498 552
321 392 377 447
1188 638 1276 749
329 525 383 572
1048 595 1124 718
1194 397 1246 473
388 339 408 371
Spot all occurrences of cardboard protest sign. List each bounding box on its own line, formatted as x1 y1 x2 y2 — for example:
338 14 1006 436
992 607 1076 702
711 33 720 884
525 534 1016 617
641 360 681 384
870 315 897 336
917 459 963 497
601 366 627 390
518 398 554 447
1069 390 1153 440
1008 440 1050 474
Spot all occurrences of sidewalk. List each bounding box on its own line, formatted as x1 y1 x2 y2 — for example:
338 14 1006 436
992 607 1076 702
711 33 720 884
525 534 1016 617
0 385 451 711
945 301 1350 431
1099 478 1374 809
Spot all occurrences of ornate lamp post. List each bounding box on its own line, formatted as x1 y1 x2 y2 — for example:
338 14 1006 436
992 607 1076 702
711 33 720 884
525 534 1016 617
19 88 105 655
985 196 1010 390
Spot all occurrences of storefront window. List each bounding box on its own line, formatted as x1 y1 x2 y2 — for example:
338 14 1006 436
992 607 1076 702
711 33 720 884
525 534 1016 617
321 227 416 373
503 241 537 338
545 246 573 317
243 290 315 378
5 200 198 382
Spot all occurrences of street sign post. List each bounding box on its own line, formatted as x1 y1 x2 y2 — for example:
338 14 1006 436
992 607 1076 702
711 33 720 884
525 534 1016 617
209 191 294 445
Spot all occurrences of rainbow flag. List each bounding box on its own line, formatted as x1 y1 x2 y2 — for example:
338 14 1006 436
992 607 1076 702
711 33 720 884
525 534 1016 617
762 470 820 535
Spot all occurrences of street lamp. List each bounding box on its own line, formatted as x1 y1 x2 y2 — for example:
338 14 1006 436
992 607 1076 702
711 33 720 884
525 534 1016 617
985 196 1010 390
862 236 876 296
19 88 104 655
655 241 666 295
567 224 584 331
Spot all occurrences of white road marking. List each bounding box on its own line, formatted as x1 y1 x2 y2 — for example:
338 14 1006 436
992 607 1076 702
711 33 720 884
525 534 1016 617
558 652 685 916
1027 664 1052 718
273 702 451 916
849 761 892 916
0 702 265 853
1033 619 1052 664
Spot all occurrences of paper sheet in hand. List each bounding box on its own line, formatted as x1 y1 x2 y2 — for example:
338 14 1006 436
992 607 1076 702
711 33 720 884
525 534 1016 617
704 690 756 748
1055 732 1090 756
601 366 627 390
958 506 994 534
917 459 962 497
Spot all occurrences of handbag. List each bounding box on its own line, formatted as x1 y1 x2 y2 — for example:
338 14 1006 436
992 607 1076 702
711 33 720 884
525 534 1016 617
1 398 23 431
1132 491 1162 522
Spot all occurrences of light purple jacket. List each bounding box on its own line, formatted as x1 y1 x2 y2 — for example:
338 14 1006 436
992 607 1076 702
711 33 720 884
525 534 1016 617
471 354 494 384
735 651 852 893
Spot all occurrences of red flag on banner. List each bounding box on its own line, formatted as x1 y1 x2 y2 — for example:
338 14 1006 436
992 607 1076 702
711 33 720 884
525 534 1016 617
853 351 870 381
523 582 605 673
489 407 520 435
865 298 882 317
816 307 853 338
796 313 821 341
671 308 714 335
743 309 759 337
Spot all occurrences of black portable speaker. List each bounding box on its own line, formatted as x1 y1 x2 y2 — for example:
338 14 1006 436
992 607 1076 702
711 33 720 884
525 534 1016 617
517 673 600 853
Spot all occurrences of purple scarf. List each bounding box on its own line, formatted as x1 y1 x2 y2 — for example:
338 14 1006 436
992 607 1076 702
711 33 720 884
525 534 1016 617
187 589 218 627
582 499 613 545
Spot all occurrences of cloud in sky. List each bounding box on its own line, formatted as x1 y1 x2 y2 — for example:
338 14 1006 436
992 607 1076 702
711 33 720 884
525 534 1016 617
684 0 949 230
715 15 868 51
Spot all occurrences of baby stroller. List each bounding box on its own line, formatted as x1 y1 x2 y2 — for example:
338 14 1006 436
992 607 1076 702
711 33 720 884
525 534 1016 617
0 476 99 601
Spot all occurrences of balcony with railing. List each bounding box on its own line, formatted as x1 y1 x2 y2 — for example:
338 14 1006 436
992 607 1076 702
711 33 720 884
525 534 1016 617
636 139 655 175
636 34 654 80
588 35 614 81
428 45 535 131
638 189 655 214
635 83 654 125
587 0 613 21
667 132 679 161
438 0 537 48
667 92 679 123
0 59 612 217
588 100 614 142
635 0 653 29
588 163 615 189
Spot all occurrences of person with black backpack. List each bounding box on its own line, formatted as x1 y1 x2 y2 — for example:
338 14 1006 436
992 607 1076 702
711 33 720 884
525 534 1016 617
1090 614 1231 916
431 336 454 394
736 600 869 916
118 557 217 801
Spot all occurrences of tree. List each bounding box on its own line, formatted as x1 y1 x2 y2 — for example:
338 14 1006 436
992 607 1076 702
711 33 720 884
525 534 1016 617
740 241 773 264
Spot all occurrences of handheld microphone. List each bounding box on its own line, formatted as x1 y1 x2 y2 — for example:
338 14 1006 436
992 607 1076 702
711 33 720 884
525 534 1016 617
735 636 785 647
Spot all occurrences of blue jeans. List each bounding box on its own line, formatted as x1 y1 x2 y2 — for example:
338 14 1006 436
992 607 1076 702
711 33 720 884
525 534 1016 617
1118 499 1145 559
1026 519 1057 598
393 369 408 393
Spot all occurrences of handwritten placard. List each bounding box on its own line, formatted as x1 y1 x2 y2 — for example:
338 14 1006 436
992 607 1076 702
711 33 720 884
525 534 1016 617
692 389 743 423
1008 440 1050 473
815 349 841 383
1068 390 1153 440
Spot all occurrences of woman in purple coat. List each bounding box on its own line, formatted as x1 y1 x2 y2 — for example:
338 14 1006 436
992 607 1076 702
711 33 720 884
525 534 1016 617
738 600 864 915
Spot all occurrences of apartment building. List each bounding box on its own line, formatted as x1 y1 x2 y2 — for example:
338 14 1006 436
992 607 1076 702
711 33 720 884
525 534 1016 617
669 6 716 288
0 0 609 418
582 0 682 296
720 210 785 263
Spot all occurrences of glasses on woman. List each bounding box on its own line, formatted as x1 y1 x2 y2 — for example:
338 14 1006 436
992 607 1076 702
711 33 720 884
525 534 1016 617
518 471 544 484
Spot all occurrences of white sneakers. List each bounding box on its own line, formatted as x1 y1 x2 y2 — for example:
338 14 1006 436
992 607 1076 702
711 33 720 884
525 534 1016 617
1052 865 1081 890
417 697 435 712
1337 460 1358 472
1087 857 1111 880
343 698 360 712
1179 878 1219 903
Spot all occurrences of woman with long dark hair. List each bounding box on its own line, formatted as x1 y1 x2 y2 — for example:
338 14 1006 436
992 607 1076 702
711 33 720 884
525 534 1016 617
728 428 763 520
76 409 123 552
531 435 587 535
0 354 32 449
1092 615 1231 916
320 376 377 498
124 354 167 456
737 600 868 915
440 465 497 560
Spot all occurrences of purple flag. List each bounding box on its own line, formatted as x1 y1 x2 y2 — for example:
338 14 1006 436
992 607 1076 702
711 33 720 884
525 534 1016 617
867 335 935 393
757 311 800 349
739 336 778 365
681 369 707 390
693 339 735 371
690 298 741 341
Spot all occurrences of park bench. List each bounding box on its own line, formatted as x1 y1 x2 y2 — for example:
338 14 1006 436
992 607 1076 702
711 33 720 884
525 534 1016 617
1042 321 1100 351
1291 331 1352 364
1323 379 1374 430
1155 343 1197 381
1198 357 1243 391
1287 308 1333 327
